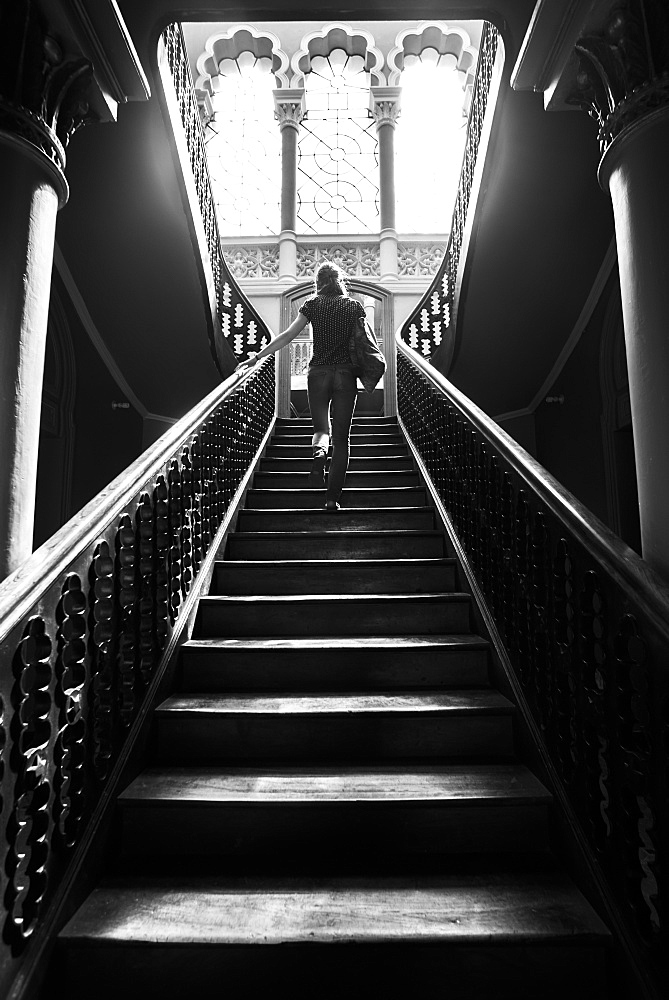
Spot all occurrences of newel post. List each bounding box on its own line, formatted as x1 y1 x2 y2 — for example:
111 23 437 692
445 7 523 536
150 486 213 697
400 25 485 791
513 0 669 581
0 0 148 581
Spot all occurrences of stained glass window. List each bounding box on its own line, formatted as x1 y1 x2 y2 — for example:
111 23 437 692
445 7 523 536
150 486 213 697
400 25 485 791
204 51 281 236
395 50 469 234
297 49 380 235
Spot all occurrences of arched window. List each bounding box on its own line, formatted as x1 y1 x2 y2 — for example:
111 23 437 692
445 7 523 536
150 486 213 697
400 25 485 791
395 48 470 234
297 49 379 235
204 51 281 236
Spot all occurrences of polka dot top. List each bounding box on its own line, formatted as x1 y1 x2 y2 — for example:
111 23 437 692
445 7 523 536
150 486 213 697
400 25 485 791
299 294 366 366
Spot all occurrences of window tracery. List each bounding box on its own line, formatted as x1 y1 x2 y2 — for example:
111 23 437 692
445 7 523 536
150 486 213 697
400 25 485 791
392 23 478 235
202 50 281 236
186 20 482 246
297 48 379 235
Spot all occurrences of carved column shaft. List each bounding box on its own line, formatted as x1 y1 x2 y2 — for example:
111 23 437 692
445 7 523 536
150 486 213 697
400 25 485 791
0 0 148 581
576 1 669 578
0 9 81 580
513 0 669 579
274 90 306 282
0 132 63 578
599 108 669 578
370 87 401 281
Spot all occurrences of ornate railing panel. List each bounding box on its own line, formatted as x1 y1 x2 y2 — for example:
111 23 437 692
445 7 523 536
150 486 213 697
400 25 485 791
0 359 275 987
400 21 500 358
397 340 668 992
161 23 271 360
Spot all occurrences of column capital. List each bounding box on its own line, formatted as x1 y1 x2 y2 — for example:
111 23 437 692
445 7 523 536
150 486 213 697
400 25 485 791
273 89 307 132
369 86 402 131
512 0 669 154
0 0 149 204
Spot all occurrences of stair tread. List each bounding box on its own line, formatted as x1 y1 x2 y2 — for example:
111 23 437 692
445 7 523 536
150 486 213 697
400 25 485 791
119 763 550 805
249 488 424 495
216 558 456 567
240 506 432 515
231 530 444 539
60 870 610 945
199 593 469 605
156 690 514 716
182 634 489 652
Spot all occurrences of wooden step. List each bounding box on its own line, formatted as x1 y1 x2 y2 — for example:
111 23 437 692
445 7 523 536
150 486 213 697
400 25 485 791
117 763 552 857
260 455 413 472
266 443 407 458
236 507 435 533
195 593 470 637
179 635 491 692
252 470 421 489
226 530 445 561
246 486 428 509
268 433 404 447
57 871 610 1000
151 690 515 762
212 558 457 595
276 416 398 430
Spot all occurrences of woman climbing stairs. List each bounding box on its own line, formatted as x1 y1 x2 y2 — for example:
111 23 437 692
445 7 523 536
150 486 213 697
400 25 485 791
55 415 611 999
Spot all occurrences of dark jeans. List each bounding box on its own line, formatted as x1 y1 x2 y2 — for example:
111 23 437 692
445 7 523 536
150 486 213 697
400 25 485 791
307 364 358 501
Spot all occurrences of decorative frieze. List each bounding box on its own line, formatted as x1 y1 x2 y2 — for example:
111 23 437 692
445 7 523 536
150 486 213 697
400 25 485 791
222 245 280 279
297 243 381 278
221 240 446 279
397 242 446 276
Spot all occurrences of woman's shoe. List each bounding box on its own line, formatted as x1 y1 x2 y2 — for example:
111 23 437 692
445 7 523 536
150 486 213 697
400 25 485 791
325 499 340 512
307 449 327 488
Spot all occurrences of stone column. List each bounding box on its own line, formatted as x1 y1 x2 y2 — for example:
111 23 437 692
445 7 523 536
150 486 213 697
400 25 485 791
512 0 669 580
0 108 69 581
0 2 148 581
273 90 306 281
598 106 669 578
370 87 401 282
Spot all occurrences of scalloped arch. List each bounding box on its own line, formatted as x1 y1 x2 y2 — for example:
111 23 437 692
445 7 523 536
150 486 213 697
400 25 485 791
290 23 385 87
195 23 290 94
387 21 478 87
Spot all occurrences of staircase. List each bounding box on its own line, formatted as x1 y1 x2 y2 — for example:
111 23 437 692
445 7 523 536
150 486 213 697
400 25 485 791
56 415 611 999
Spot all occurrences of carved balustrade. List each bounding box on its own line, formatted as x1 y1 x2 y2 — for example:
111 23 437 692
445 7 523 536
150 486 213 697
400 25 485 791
161 24 270 360
397 339 669 989
0 359 275 964
400 21 500 359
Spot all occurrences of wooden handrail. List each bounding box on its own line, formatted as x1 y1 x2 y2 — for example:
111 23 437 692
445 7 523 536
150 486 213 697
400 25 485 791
0 363 263 643
397 333 669 641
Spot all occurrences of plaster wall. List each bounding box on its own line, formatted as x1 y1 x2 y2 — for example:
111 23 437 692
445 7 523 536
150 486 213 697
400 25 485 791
533 270 639 550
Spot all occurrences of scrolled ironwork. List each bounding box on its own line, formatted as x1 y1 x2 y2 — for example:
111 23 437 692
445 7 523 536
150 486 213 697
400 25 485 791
397 340 669 990
399 22 500 359
0 358 275 967
160 23 272 362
